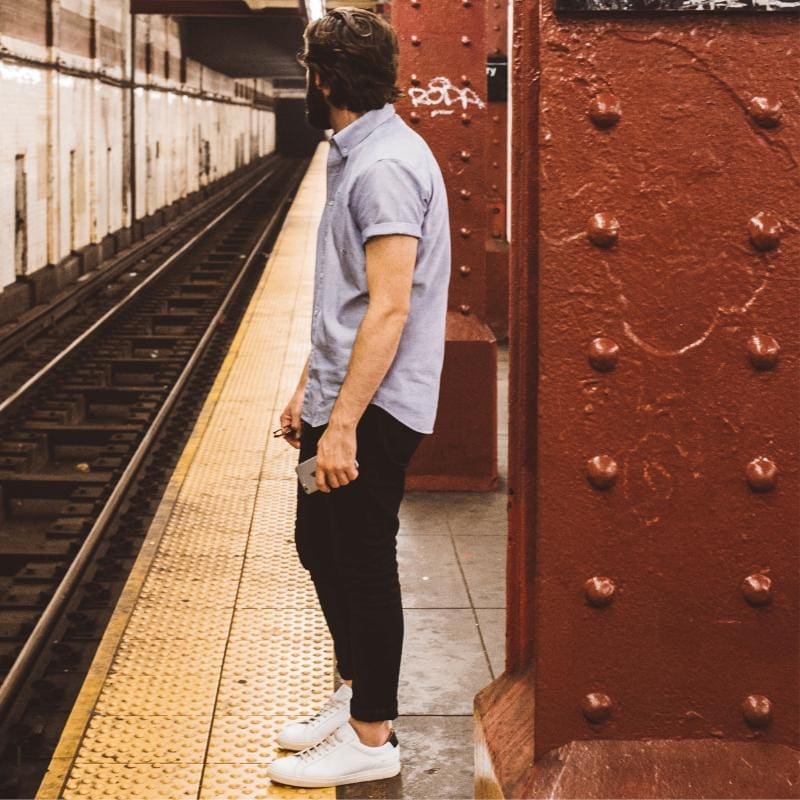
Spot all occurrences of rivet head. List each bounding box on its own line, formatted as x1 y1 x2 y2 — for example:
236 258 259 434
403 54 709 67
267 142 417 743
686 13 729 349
587 213 619 247
460 189 471 200
747 96 782 128
410 73 421 86
746 456 778 492
586 455 618 490
460 75 471 86
588 92 622 128
409 111 421 124
742 573 772 607
747 334 780 370
411 35 421 47
411 0 421 6
582 692 613 723
460 150 471 162
460 227 471 238
461 113 471 125
584 576 616 607
588 337 619 372
742 694 773 728
748 211 782 251
462 0 472 6
459 303 470 315
458 264 471 276
461 36 472 46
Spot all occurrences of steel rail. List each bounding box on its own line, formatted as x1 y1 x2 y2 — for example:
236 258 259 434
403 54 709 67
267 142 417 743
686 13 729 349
0 154 279 365
0 159 305 721
0 163 279 420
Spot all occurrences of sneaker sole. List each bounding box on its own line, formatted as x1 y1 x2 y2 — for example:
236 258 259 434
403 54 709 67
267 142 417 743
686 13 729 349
268 759 401 788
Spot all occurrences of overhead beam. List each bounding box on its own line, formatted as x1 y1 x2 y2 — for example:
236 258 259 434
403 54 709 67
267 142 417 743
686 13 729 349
131 1 299 15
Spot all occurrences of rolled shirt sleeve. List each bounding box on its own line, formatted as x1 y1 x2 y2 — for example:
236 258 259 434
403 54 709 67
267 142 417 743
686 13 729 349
350 159 430 245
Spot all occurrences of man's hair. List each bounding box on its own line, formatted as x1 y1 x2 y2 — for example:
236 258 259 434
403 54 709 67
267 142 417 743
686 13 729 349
299 7 402 112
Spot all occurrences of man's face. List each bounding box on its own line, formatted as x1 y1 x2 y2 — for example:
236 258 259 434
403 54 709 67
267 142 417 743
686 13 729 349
305 69 332 131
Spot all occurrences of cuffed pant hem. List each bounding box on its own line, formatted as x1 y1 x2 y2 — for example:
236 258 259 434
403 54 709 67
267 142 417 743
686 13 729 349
349 705 398 723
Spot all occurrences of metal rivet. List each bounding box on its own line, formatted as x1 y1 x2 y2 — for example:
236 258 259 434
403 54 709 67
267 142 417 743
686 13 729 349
409 111 421 124
588 337 619 372
587 455 618 490
748 211 782 251
410 73 421 86
411 35 421 47
459 303 470 315
460 150 471 162
742 573 772 607
747 96 782 128
461 36 472 46
742 694 773 728
460 227 471 238
587 213 619 247
458 265 471 276
462 0 473 6
747 334 780 370
492 115 500 123
588 92 622 128
584 576 616 607
746 456 778 492
460 75 471 86
411 0 421 7
461 114 471 125
582 692 613 723
460 189 471 200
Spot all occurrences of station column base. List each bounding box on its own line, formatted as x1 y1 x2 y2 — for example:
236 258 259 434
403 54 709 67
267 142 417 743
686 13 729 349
474 670 799 799
406 311 497 492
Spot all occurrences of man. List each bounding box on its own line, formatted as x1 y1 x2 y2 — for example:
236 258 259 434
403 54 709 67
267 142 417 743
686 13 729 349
266 6 450 790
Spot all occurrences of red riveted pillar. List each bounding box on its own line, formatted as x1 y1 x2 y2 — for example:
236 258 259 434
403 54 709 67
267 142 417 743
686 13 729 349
485 0 509 341
394 0 498 491
475 0 800 796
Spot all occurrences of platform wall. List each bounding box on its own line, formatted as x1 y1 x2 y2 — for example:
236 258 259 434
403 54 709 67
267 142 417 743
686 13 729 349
0 0 275 309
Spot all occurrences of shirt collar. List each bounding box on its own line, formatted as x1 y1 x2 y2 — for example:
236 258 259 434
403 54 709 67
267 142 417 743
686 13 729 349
330 103 396 159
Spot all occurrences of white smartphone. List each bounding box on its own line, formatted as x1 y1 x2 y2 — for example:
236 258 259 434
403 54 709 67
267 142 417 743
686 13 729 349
295 455 319 494
295 455 359 494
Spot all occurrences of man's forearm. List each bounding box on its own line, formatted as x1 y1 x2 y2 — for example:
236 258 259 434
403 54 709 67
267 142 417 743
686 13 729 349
328 306 408 430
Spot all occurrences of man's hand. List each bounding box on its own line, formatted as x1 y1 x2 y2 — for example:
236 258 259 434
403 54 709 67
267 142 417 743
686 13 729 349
315 423 359 492
279 388 305 449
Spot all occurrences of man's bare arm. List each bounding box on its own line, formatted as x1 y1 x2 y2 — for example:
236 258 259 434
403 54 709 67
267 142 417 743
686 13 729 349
314 233 417 491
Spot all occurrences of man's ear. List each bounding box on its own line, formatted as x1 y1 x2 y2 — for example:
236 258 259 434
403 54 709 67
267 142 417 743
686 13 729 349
313 70 332 100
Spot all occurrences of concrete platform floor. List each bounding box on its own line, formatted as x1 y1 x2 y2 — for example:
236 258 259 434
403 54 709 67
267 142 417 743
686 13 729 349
340 341 509 800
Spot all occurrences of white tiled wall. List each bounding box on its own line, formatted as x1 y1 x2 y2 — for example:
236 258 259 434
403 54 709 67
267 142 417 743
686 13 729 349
0 1 276 291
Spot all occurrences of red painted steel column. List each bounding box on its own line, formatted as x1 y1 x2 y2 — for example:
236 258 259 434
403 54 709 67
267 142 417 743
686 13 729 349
485 0 509 341
395 0 499 491
475 0 800 796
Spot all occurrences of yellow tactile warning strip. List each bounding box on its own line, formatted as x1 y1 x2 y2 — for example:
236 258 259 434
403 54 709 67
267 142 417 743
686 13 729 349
36 145 335 800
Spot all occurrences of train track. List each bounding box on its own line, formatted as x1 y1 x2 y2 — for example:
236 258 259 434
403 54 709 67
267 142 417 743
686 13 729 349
0 155 309 798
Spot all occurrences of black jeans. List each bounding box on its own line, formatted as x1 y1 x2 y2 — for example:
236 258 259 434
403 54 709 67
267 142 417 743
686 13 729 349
294 403 424 722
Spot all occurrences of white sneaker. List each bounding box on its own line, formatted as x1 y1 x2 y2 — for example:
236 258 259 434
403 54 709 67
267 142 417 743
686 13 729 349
268 720 401 788
275 683 352 751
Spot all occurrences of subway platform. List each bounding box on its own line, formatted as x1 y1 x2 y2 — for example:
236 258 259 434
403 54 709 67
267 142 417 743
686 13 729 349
35 144 508 800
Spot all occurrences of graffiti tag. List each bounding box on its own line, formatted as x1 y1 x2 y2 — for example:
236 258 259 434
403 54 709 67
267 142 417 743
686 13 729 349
408 77 486 113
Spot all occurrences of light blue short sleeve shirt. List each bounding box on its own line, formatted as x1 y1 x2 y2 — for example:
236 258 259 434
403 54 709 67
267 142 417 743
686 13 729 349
301 103 451 435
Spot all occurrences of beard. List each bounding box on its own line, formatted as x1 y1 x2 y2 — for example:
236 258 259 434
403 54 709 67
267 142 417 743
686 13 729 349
305 80 332 131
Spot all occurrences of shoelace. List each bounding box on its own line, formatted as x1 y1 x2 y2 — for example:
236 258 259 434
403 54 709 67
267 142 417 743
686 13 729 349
297 730 342 762
305 692 347 725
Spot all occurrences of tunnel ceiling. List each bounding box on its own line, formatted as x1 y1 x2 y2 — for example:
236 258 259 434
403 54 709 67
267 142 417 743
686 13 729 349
132 2 307 80
132 0 380 81
179 13 306 79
